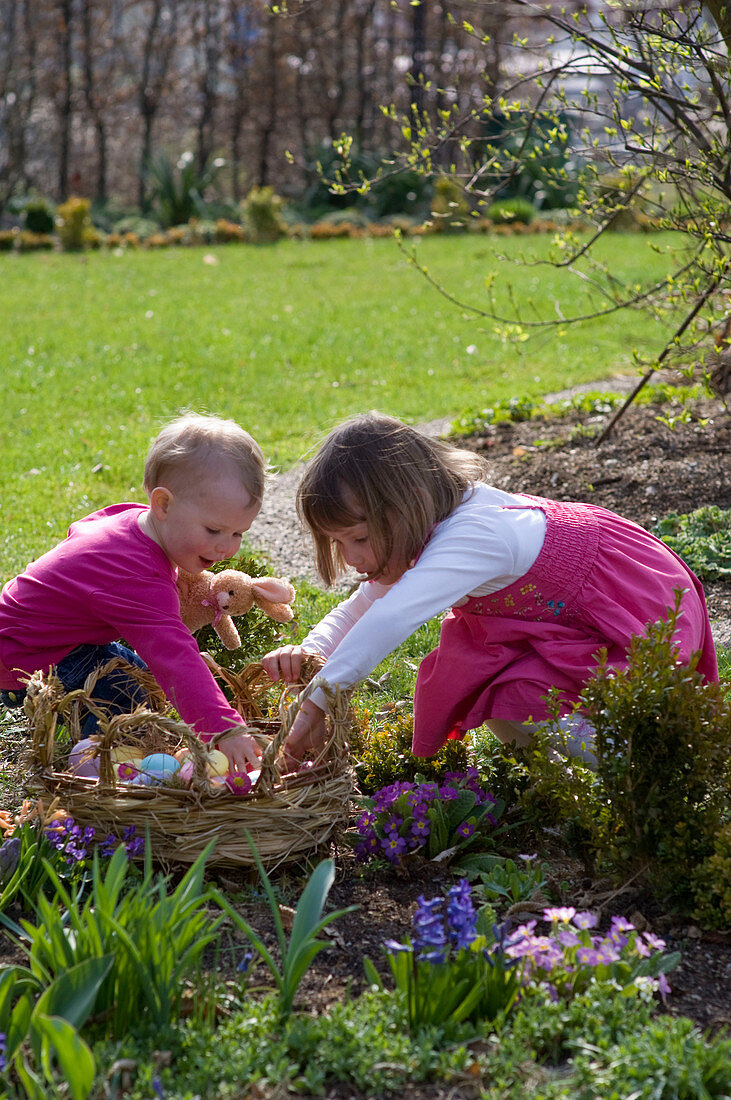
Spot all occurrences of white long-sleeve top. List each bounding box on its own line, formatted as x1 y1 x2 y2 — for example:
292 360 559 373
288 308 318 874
302 484 546 709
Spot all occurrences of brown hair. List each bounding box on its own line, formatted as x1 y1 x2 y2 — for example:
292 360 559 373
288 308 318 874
297 412 489 585
143 413 268 504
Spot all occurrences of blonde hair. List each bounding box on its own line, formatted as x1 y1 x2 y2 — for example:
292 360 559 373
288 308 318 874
143 413 268 504
298 412 489 585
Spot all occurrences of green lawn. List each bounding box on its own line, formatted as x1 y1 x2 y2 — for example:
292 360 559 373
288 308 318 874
1 231 682 579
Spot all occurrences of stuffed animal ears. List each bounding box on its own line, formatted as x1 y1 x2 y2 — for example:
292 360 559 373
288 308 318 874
251 577 295 623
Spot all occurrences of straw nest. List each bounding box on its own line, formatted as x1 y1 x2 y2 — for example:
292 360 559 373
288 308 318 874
23 655 356 868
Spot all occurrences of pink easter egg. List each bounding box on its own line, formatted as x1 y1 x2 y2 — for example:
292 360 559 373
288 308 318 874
179 760 195 784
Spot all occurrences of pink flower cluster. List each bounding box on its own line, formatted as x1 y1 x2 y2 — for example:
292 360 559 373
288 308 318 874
503 907 673 1002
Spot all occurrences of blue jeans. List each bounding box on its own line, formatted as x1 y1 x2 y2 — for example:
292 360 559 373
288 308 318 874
0 643 151 738
57 643 150 738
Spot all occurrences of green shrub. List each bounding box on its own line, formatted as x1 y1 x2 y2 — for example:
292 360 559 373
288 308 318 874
371 168 432 219
83 226 105 249
186 217 218 245
0 228 18 251
590 169 652 232
242 186 285 243
55 196 92 251
23 197 56 235
112 214 161 241
486 197 536 225
588 1014 731 1099
691 821 731 930
473 109 580 211
300 141 379 217
312 206 371 228
145 150 223 228
430 174 471 232
190 552 296 675
353 711 469 794
580 593 731 913
652 506 731 582
471 728 604 865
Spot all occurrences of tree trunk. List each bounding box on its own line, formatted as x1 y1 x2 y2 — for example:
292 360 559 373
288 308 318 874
56 0 74 200
195 0 222 174
409 0 426 131
257 12 278 186
81 0 108 204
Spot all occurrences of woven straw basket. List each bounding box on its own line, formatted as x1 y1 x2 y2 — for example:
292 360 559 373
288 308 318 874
23 655 355 868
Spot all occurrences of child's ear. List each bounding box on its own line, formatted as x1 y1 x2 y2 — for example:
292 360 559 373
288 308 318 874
149 486 173 520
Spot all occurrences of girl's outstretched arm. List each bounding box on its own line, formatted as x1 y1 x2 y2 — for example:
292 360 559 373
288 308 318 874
283 697 327 768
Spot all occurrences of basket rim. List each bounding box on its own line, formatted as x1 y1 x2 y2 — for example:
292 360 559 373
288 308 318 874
23 655 354 802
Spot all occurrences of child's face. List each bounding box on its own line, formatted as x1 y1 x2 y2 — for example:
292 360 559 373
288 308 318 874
150 472 260 573
322 520 405 586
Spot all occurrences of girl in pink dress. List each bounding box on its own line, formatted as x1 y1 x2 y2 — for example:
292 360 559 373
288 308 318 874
263 412 718 766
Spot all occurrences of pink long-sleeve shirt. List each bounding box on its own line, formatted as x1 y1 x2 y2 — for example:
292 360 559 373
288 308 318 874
0 503 244 738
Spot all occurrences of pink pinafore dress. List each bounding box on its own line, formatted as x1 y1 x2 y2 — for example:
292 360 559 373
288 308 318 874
412 496 718 756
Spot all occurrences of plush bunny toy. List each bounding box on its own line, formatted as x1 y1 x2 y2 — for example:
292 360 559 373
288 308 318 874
177 568 295 649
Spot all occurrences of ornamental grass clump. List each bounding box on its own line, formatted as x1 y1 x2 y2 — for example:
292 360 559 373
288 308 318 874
351 769 505 866
16 842 221 1037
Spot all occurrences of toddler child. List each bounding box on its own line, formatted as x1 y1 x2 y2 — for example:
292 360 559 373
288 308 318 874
263 412 718 767
0 412 266 771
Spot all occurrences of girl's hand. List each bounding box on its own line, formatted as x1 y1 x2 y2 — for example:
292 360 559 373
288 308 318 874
220 730 262 772
261 644 308 683
283 698 327 770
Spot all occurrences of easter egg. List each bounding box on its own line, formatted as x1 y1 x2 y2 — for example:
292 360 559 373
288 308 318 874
68 738 100 778
139 753 180 784
178 760 195 784
174 747 191 763
111 746 144 767
205 749 229 778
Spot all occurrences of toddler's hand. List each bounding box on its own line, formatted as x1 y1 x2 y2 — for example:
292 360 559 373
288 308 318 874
220 730 261 772
283 698 327 771
262 644 308 684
